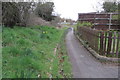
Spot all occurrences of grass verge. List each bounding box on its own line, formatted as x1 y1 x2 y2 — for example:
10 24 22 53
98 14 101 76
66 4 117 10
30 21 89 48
2 26 71 78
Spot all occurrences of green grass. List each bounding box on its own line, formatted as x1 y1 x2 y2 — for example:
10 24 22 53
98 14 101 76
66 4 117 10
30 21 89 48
2 26 72 78
57 28 72 77
0 26 2 79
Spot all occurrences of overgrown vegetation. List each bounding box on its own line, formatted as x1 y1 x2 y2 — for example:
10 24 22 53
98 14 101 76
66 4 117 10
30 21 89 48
57 27 72 77
77 21 93 27
2 26 71 78
112 15 118 20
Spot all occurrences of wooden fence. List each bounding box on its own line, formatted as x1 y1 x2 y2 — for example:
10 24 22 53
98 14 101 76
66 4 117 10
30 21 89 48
77 27 120 57
78 12 120 30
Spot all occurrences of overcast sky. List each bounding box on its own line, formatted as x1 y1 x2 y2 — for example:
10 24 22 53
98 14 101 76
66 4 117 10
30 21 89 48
53 0 104 20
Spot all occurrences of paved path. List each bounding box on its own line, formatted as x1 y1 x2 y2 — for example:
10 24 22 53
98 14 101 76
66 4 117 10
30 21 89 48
65 28 118 78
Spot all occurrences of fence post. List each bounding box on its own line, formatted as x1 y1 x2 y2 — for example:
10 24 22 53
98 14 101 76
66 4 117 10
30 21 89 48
100 31 104 55
107 31 112 55
112 32 116 55
103 32 107 55
109 13 112 30
116 32 120 57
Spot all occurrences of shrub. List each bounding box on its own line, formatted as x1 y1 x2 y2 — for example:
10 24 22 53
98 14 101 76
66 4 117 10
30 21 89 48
77 21 93 27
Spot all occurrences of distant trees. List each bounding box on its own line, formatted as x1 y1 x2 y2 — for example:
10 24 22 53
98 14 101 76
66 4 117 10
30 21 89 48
102 1 118 12
51 15 61 26
94 1 119 13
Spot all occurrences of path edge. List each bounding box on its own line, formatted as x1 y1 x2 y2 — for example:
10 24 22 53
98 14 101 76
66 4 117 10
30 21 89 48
75 33 120 63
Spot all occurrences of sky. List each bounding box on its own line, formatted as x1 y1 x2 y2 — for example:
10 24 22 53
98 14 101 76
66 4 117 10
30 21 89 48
53 0 104 20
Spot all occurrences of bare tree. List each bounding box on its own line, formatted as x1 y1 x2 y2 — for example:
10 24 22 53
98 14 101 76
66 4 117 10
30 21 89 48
2 2 35 27
2 1 56 27
18 2 32 26
2 2 20 27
